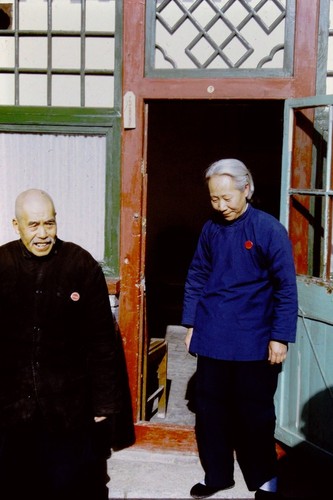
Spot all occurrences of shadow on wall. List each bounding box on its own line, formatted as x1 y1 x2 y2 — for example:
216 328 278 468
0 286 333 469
277 387 333 499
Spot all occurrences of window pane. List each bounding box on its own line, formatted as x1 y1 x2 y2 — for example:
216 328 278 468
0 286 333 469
85 75 114 108
291 106 330 190
19 37 48 68
19 1 48 30
0 37 14 67
290 194 326 278
86 37 114 71
52 75 81 107
52 37 81 69
86 0 116 31
0 74 14 105
19 74 48 105
52 2 81 31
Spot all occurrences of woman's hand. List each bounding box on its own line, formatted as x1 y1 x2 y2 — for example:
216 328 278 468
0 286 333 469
185 327 194 352
268 341 287 365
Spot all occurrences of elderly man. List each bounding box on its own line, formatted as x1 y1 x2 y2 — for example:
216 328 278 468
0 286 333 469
0 189 133 500
182 159 298 500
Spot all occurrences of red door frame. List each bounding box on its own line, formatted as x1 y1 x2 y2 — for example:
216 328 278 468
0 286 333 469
118 0 321 451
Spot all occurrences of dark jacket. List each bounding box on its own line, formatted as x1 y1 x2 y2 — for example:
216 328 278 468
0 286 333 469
182 204 298 361
0 238 131 439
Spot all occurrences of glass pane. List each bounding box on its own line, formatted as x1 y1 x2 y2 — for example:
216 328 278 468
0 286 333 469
86 0 116 31
0 37 14 67
19 1 48 30
289 194 326 278
85 75 114 108
19 37 48 69
290 106 330 190
19 74 48 105
0 74 14 105
52 37 81 69
52 1 81 31
86 37 114 71
52 75 81 107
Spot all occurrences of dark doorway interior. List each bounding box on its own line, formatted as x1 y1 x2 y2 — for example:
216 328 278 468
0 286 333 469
145 99 284 342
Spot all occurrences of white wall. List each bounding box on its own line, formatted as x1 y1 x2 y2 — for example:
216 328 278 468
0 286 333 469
0 132 106 261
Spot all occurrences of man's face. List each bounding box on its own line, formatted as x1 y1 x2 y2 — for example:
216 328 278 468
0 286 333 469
13 199 57 257
208 174 249 222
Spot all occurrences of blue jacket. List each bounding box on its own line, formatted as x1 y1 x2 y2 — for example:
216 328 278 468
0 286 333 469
182 204 298 361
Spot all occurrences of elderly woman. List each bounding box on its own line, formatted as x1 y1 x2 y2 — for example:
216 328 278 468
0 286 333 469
182 159 298 500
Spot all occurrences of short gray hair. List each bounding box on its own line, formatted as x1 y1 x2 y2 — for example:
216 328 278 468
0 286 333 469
205 158 255 200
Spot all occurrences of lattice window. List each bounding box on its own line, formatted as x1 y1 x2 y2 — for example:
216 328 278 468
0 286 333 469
0 0 117 107
146 0 295 77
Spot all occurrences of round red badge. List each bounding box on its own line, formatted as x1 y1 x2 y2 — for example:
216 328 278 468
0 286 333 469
70 292 80 301
245 240 253 249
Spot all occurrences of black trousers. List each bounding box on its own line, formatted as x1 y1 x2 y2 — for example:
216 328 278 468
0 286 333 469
194 357 280 492
0 415 110 500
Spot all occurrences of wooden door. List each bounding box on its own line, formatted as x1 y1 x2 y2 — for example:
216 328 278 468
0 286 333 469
275 95 333 458
119 0 321 450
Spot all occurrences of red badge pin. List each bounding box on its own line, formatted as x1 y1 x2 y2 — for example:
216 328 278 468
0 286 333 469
245 240 253 250
70 291 80 301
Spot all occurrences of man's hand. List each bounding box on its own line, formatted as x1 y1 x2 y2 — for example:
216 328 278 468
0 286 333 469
268 340 287 365
94 416 107 423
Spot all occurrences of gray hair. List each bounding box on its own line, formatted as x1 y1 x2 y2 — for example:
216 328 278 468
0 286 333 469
205 158 255 200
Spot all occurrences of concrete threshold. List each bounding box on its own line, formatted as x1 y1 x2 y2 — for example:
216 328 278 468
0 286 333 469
107 446 254 499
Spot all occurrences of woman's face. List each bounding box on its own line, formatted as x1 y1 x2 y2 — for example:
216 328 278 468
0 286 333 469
208 174 249 222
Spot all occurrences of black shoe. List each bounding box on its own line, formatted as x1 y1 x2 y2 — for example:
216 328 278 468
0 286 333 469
190 481 235 499
255 490 283 499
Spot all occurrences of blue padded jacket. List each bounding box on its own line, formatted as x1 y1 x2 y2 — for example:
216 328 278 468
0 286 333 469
182 204 298 361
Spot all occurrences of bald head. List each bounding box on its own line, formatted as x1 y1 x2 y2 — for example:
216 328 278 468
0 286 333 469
13 189 57 257
15 189 56 220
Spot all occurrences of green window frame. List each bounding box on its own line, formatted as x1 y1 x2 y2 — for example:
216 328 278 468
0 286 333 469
0 1 122 277
0 106 121 277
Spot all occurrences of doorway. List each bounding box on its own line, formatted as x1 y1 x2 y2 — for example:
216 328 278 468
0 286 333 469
144 99 284 424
